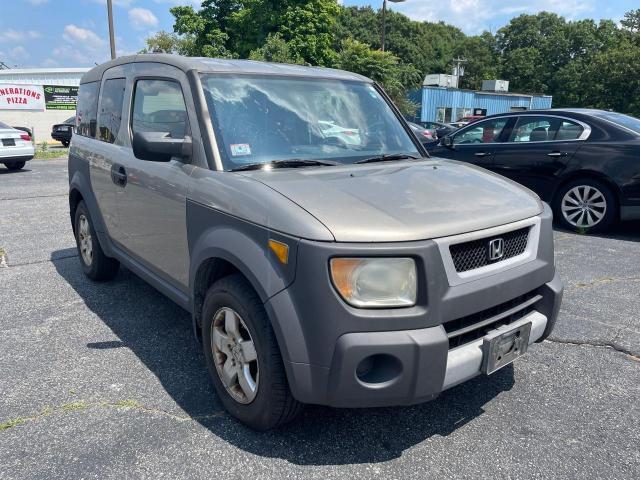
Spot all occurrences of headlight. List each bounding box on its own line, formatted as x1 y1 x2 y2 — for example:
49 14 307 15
330 258 417 308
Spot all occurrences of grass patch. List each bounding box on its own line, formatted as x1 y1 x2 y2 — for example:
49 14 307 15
34 147 69 160
60 401 88 411
0 418 26 431
113 399 143 409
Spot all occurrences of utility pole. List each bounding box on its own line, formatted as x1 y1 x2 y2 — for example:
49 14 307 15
452 58 467 88
381 0 387 52
381 0 406 52
107 0 116 60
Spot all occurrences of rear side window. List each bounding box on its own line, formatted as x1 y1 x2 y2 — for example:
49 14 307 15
97 78 126 144
510 117 553 142
76 81 99 138
131 79 187 139
555 120 584 140
509 116 584 142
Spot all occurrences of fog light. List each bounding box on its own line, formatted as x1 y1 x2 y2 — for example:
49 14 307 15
355 354 402 386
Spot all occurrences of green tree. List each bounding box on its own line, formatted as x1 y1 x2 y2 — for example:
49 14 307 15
453 32 499 90
621 9 640 34
335 39 421 114
248 33 303 64
140 30 193 55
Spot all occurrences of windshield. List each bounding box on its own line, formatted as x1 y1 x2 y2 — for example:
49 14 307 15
0 121 9 129
592 111 640 134
200 74 421 171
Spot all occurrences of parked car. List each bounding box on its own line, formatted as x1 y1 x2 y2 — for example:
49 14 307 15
318 120 361 145
432 109 640 232
0 121 34 170
450 115 485 129
421 121 457 138
51 116 76 147
68 55 562 430
407 121 436 145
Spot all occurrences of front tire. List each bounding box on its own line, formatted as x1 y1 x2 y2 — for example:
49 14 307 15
5 161 25 171
74 201 119 280
202 274 301 430
553 179 616 233
62 141 70 147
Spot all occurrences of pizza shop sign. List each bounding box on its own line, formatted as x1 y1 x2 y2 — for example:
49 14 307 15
0 84 45 111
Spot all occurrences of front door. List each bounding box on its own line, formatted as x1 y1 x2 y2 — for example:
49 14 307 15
432 117 513 169
113 64 196 289
489 115 585 201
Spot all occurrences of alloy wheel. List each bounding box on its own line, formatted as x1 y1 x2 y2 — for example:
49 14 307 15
210 307 259 404
78 214 93 266
561 185 607 229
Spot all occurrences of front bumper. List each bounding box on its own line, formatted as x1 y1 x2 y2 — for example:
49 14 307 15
265 206 563 407
273 275 562 407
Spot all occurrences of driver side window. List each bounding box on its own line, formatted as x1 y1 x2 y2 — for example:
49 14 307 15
453 118 508 145
131 79 188 140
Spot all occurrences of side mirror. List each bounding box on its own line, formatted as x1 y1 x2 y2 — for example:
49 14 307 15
440 136 454 148
132 131 192 162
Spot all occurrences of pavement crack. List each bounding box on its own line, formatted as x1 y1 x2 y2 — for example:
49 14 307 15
545 337 640 361
567 276 640 291
0 399 225 432
2 253 78 268
0 193 68 201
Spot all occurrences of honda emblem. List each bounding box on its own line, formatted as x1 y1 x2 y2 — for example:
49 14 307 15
488 238 505 261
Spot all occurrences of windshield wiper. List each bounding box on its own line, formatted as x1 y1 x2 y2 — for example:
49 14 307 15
355 153 421 165
230 159 339 172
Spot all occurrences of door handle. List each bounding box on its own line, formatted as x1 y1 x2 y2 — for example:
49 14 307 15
111 164 127 187
474 152 490 157
547 151 568 158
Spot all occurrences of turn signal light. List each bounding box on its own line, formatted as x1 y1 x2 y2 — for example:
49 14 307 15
268 239 289 265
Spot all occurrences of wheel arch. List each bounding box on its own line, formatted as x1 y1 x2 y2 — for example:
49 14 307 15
551 170 622 215
69 187 84 234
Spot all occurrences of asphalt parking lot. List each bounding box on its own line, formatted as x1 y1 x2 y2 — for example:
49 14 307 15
1 158 639 479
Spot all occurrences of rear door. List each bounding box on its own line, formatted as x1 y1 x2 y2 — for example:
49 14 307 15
82 79 119 239
113 63 195 289
434 117 513 169
490 115 586 200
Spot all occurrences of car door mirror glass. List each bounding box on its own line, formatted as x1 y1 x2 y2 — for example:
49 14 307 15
440 136 453 148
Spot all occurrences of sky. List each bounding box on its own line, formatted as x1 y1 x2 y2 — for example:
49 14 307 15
0 0 637 69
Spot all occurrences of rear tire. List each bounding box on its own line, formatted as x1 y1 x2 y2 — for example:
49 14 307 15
202 274 302 430
74 201 119 281
553 179 616 233
5 161 25 171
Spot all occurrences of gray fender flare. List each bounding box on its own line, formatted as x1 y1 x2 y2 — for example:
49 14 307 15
188 225 306 365
69 168 114 257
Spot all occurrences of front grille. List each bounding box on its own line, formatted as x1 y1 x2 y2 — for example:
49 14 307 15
449 227 530 273
443 290 541 349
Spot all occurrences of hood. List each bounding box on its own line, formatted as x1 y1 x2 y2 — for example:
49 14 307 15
243 159 543 242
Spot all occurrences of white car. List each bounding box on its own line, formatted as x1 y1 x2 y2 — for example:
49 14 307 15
0 122 34 171
318 120 361 145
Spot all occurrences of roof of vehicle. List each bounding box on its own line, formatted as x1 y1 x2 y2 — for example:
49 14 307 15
486 108 611 118
81 54 372 84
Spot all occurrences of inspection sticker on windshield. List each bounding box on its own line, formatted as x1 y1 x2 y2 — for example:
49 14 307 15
231 144 252 156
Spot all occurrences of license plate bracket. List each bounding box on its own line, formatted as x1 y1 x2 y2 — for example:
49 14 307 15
2 139 15 146
482 321 531 374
